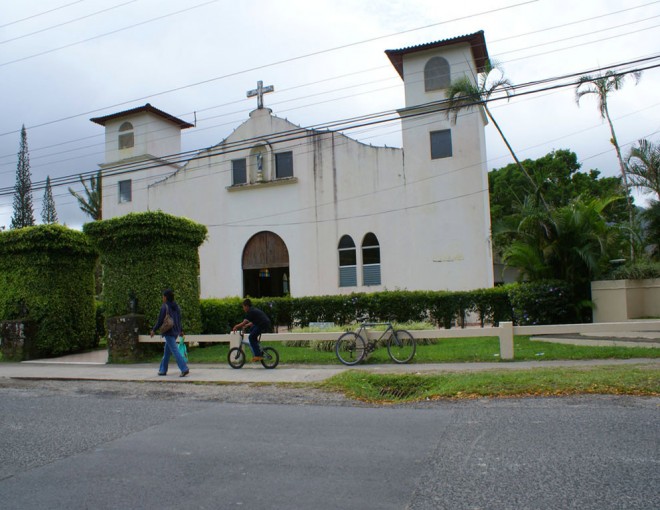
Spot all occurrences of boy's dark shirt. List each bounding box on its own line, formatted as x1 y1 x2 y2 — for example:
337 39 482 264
246 307 271 330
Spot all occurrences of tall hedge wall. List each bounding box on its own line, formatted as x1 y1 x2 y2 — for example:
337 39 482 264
83 211 207 333
0 225 97 357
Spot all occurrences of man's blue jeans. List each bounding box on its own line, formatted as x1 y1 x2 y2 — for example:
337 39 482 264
248 325 264 356
159 335 189 374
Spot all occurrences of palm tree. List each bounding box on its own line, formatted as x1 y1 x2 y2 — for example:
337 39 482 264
445 60 543 203
503 194 622 306
641 200 660 259
69 170 102 220
575 70 641 258
626 138 660 199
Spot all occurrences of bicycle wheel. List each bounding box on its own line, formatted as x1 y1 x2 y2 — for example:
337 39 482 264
387 329 416 364
227 347 245 369
260 347 279 369
335 332 366 366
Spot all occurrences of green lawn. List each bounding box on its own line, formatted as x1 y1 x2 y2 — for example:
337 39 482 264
178 335 659 365
320 365 660 403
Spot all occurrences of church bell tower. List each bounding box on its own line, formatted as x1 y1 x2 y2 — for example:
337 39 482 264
385 31 494 289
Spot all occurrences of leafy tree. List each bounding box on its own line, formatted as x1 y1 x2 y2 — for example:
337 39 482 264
69 170 102 220
626 139 660 199
575 70 641 257
489 149 627 254
639 200 660 260
446 60 542 202
10 125 35 229
503 195 623 315
41 176 58 224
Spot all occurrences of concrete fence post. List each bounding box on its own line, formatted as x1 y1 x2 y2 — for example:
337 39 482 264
498 322 514 360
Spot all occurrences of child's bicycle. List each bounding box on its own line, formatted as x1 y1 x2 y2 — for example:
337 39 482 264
228 329 280 369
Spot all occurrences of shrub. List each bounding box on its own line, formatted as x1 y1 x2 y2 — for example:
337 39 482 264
200 297 244 334
199 282 582 334
506 280 575 325
84 211 207 333
472 287 512 326
0 225 97 358
428 291 461 328
604 260 660 280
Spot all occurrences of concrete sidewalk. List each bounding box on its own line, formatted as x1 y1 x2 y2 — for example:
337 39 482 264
1 356 658 384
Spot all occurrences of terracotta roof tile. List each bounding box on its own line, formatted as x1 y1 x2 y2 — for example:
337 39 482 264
385 31 489 79
90 103 194 128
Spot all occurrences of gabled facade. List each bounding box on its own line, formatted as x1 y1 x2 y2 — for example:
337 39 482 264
95 32 494 299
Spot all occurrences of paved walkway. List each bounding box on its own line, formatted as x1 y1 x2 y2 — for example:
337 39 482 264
1 351 658 384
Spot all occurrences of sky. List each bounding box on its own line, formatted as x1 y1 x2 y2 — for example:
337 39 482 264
0 0 658 230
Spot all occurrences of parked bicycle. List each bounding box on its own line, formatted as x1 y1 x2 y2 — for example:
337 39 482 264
228 329 279 369
334 319 416 365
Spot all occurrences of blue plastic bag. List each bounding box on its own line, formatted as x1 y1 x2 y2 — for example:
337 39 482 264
177 335 188 362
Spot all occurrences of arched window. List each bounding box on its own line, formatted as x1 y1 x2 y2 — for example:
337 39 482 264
118 122 134 149
338 235 357 287
424 56 450 91
361 233 381 286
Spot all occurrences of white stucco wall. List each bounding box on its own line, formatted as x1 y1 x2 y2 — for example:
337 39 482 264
102 112 182 164
98 38 494 299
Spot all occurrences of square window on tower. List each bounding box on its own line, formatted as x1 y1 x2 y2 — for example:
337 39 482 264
430 129 453 159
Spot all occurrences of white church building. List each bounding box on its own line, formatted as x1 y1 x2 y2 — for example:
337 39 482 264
91 31 494 299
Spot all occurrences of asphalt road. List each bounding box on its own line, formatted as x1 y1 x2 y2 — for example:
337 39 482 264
0 380 658 509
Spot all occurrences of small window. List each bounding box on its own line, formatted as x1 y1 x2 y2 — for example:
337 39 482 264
118 179 132 203
118 122 134 149
338 235 357 287
362 233 381 286
424 56 450 91
275 151 293 179
430 130 452 159
232 159 247 185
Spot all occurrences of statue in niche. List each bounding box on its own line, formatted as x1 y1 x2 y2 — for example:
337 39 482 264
256 153 264 182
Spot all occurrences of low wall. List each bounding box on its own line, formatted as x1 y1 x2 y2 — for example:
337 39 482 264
591 279 660 322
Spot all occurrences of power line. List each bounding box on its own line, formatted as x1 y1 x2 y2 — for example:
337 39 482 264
0 1 86 29
491 0 660 44
2 10 656 177
2 56 657 198
0 0 220 69
9 97 659 228
0 1 137 45
0 0 535 137
2 10 658 194
0 0 653 180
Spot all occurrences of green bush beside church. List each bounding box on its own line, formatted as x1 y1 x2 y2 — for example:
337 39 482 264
0 225 97 359
83 211 208 334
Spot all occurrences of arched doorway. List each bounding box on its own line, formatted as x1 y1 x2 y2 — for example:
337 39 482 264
242 231 290 298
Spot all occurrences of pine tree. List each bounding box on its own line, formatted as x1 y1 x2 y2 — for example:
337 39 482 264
41 176 58 224
10 125 35 229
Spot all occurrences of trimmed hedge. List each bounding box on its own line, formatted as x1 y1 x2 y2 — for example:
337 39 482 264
506 280 575 325
84 211 207 333
0 225 97 358
198 281 578 333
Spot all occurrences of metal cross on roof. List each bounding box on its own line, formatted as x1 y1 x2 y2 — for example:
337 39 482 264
247 80 274 109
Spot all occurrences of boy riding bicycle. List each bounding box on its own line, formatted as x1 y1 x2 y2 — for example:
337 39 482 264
232 298 272 362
